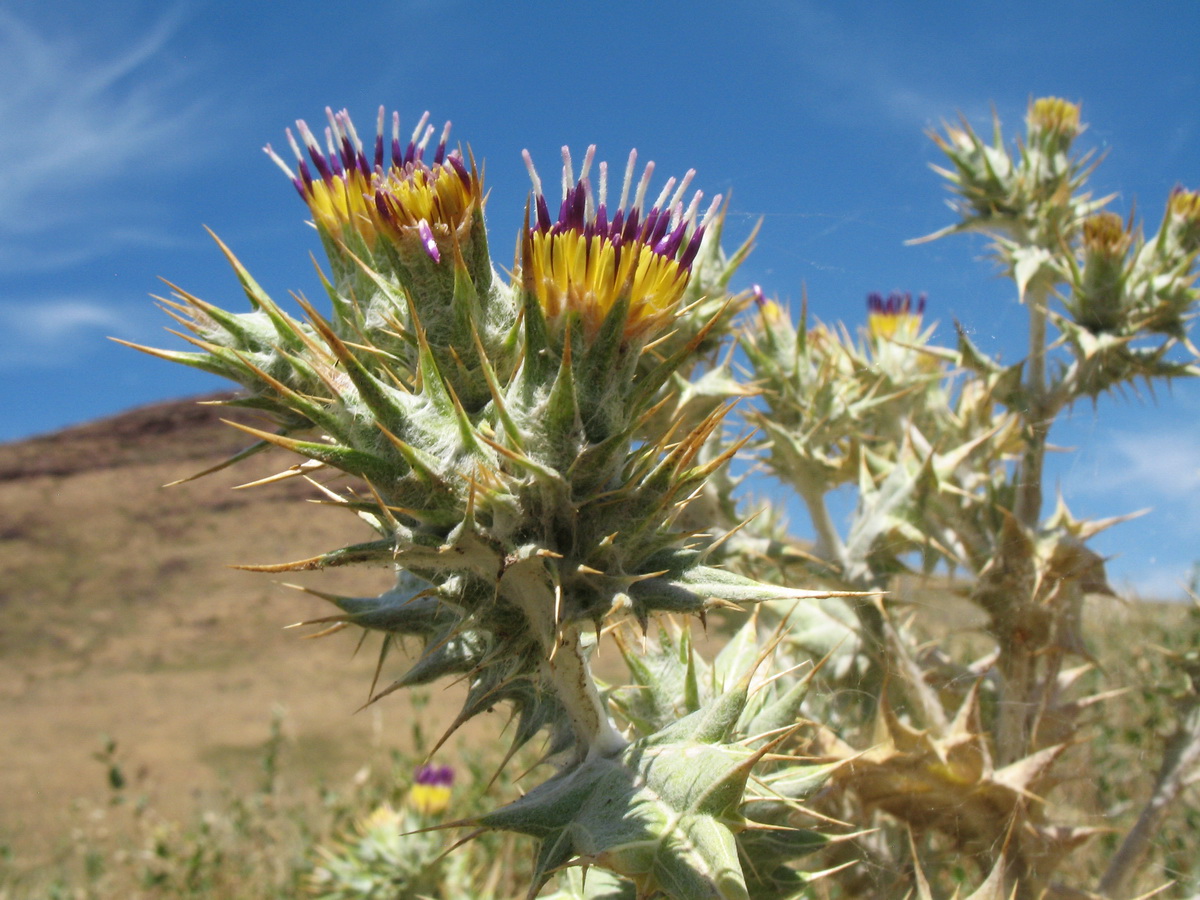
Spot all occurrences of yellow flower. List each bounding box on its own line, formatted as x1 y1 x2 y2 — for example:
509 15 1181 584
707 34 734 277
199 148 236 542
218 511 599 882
1168 186 1200 223
1082 211 1131 258
867 291 925 341
266 108 482 263
408 764 453 817
1028 96 1081 142
360 802 404 832
519 145 719 344
1166 185 1200 255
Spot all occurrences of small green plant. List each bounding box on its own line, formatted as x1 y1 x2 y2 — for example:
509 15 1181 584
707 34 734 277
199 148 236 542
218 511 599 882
308 764 455 899
125 98 1200 898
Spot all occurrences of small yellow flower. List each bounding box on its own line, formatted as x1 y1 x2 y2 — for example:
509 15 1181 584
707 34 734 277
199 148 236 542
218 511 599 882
757 296 787 329
408 764 453 817
1028 96 1081 142
360 802 404 832
1082 212 1131 259
1166 185 1200 255
867 291 925 341
519 146 719 344
1168 186 1200 223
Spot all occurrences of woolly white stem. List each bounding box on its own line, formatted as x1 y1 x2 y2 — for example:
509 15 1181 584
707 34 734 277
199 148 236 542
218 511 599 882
500 559 628 760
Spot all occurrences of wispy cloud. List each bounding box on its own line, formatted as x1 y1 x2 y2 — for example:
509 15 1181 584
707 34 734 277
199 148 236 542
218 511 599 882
766 1 979 130
0 8 205 268
1054 424 1200 599
0 296 156 367
1066 426 1200 502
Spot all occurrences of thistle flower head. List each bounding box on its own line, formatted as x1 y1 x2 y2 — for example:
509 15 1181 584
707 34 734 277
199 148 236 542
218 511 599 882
1166 185 1200 256
867 291 926 341
748 290 803 366
1027 96 1082 145
265 107 482 264
1082 211 1132 259
1071 212 1134 333
924 98 1093 248
409 763 454 816
1027 97 1084 168
750 285 783 325
520 145 720 344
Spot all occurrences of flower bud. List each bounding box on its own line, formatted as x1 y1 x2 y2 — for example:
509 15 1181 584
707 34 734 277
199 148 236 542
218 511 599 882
1165 185 1200 257
1027 96 1081 153
1072 211 1132 333
930 120 1018 225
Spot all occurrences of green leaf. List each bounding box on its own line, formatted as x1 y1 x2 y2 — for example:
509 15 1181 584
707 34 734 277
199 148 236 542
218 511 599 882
479 705 765 899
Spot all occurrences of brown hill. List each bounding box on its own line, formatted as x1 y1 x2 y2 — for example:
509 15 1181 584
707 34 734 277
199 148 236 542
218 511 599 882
0 396 468 870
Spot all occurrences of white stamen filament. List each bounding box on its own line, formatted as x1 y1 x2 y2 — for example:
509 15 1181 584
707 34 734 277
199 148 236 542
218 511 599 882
560 145 573 196
670 169 696 210
579 145 596 182
618 149 637 211
410 111 431 147
417 124 434 153
632 160 655 213
285 127 304 162
263 144 296 180
522 149 544 198
338 110 364 155
297 120 322 155
651 176 676 213
700 194 723 228
324 107 343 147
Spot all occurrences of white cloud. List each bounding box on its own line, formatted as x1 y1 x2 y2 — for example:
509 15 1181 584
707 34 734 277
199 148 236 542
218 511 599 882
0 8 204 265
1092 429 1200 496
766 1 975 129
0 297 154 367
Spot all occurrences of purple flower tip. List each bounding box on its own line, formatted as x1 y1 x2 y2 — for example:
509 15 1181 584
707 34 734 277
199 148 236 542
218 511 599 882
415 763 454 786
418 219 441 263
867 291 926 316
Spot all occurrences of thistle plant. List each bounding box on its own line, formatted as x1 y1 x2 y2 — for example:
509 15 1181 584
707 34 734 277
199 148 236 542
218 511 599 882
129 107 852 899
130 99 1200 899
309 765 456 899
733 98 1200 898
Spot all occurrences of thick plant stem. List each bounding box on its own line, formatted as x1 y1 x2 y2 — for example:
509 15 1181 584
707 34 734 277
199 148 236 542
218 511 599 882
995 643 1036 767
993 284 1054 767
542 625 630 759
1014 286 1049 530
796 481 847 572
501 561 628 761
1013 418 1049 532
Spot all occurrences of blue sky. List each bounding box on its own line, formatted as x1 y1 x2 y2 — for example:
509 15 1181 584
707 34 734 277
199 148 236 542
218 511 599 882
3 1 1198 596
